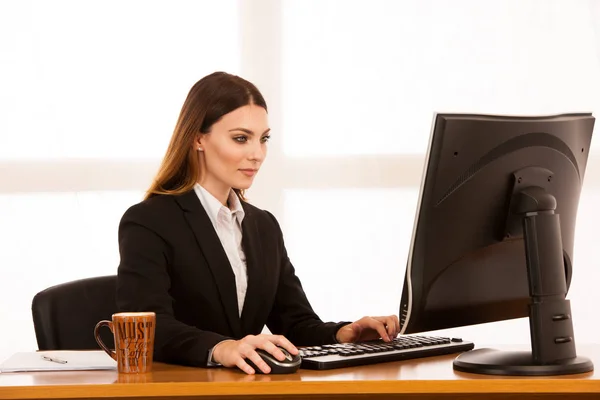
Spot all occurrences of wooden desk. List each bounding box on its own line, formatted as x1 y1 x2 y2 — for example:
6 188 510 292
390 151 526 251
1 344 599 400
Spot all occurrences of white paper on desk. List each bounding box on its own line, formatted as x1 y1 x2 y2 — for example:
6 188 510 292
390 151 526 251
0 350 117 373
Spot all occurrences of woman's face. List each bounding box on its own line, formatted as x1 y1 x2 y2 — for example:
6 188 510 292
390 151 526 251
196 104 270 196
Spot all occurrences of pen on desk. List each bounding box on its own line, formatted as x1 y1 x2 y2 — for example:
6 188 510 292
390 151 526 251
41 355 68 364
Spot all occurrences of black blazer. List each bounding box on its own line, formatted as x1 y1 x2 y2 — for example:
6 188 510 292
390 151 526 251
116 190 349 367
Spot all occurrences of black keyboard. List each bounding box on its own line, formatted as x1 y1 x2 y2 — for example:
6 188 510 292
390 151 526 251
299 335 474 370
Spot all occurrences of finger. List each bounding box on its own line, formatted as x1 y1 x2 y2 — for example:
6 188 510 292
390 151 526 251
374 316 395 337
390 315 400 337
392 315 400 336
259 340 287 362
270 335 299 355
374 316 399 337
383 316 397 338
245 351 271 374
236 357 256 375
369 317 391 341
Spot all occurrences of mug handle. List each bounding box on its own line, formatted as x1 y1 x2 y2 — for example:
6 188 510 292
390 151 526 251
94 320 117 361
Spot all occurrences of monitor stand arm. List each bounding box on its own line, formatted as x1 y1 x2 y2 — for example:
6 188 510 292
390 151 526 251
453 185 593 376
517 186 579 365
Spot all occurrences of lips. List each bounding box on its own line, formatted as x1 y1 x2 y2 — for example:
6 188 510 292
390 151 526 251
239 169 258 177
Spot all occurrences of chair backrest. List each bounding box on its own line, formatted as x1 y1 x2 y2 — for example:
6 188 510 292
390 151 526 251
32 275 117 350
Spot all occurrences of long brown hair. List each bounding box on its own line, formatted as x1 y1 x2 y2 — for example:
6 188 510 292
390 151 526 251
145 72 267 200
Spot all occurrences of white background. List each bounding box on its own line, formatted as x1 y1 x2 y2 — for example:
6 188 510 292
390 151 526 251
1 0 599 364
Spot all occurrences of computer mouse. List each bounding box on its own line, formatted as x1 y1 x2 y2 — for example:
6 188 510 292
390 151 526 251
245 346 301 374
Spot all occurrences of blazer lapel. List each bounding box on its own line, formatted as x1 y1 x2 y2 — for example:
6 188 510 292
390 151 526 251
175 191 242 338
240 203 265 333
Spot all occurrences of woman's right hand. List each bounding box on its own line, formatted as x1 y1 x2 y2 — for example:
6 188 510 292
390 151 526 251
211 334 299 374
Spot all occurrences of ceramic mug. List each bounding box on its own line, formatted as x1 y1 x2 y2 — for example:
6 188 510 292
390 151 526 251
94 312 156 373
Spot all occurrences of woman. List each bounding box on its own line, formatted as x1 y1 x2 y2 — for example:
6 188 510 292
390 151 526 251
116 71 400 374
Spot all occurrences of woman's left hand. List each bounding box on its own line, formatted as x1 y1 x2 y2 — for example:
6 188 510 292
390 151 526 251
335 315 400 343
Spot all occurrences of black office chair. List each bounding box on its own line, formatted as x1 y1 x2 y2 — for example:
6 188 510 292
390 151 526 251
31 275 117 350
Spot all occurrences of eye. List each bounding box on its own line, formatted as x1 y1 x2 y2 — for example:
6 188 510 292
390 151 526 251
261 135 271 143
233 136 248 143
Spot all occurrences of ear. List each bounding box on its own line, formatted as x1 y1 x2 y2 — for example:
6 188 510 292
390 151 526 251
195 134 204 152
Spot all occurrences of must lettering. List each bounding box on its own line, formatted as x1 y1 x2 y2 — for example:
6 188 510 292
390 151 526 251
117 321 153 340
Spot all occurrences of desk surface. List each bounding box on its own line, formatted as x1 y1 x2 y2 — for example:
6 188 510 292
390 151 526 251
1 344 599 400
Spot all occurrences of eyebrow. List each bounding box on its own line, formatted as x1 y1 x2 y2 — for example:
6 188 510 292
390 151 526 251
229 128 271 136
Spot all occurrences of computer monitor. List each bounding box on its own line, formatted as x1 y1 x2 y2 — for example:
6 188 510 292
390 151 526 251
399 113 595 376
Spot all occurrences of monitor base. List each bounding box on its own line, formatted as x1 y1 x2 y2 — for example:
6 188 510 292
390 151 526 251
453 348 594 376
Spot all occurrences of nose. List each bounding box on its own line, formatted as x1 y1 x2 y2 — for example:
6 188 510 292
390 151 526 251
248 140 266 163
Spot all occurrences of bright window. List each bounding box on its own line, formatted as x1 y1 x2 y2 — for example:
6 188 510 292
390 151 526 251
0 0 240 160
281 0 600 156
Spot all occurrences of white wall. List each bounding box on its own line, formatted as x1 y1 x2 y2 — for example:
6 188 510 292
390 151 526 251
1 0 599 363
